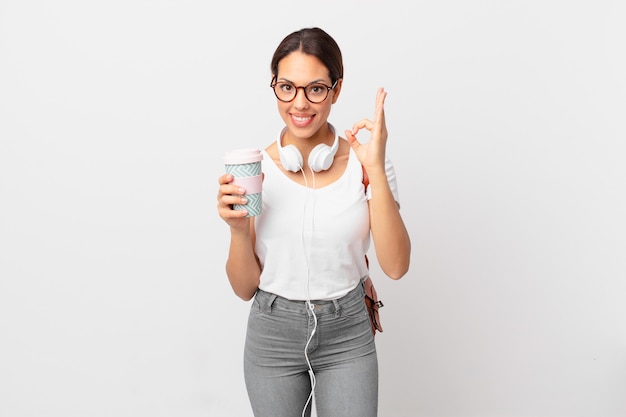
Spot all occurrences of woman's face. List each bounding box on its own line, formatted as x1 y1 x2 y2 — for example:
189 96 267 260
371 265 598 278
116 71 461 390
274 50 341 141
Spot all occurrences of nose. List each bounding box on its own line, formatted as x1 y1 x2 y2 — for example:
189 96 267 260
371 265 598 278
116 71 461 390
293 87 309 109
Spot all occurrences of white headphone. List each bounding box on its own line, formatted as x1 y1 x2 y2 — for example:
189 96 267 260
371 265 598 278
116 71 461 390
277 124 339 172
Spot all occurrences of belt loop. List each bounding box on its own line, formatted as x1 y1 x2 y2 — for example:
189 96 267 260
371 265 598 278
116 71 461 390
332 299 341 318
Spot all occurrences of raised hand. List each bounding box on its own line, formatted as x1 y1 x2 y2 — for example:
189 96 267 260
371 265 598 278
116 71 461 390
344 87 388 172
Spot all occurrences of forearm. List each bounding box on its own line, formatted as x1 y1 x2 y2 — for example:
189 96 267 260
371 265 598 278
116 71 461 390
225 229 261 300
368 169 411 279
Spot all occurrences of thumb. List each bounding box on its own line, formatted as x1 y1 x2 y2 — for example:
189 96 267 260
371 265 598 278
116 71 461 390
345 130 361 151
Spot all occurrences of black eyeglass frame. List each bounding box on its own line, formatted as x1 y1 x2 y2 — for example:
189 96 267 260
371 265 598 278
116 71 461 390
270 78 339 104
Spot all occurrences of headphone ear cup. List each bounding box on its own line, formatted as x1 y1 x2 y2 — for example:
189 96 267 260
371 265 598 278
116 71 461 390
279 144 304 172
308 143 333 172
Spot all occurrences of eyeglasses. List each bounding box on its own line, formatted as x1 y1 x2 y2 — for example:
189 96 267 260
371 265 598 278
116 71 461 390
270 79 338 104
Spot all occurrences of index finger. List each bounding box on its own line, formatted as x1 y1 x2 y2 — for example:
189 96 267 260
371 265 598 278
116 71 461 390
350 118 374 135
218 173 234 185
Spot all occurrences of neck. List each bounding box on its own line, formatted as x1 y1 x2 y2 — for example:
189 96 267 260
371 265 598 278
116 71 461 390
284 124 335 152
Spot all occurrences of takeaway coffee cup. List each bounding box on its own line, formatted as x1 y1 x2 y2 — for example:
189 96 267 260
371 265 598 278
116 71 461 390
223 148 263 217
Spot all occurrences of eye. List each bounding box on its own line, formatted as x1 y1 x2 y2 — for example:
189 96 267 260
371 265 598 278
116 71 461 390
278 82 294 92
307 84 326 95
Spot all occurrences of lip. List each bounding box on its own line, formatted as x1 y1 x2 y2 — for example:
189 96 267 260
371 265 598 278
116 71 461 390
290 113 315 128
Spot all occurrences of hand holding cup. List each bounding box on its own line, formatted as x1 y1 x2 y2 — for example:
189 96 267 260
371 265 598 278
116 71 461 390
218 149 263 228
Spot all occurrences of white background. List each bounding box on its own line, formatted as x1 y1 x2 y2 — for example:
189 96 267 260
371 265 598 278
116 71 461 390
1 1 625 416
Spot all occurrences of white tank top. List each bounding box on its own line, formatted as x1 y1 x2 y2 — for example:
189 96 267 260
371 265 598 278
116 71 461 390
254 146 399 301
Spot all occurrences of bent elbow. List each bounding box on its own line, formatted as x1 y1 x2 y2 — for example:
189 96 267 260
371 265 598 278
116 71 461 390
386 265 409 280
234 287 256 301
382 257 410 280
237 292 255 301
232 283 258 301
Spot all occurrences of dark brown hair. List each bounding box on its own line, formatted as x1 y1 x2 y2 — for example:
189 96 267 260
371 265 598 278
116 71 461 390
270 27 343 84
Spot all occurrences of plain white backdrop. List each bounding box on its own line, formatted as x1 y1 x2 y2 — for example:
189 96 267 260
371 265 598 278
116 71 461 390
1 1 625 416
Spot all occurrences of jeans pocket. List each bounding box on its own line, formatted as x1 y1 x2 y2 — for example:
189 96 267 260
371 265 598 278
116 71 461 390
250 291 279 316
339 296 369 321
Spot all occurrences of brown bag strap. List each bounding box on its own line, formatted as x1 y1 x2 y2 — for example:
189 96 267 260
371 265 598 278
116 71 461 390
361 164 383 334
361 164 370 190
362 164 370 268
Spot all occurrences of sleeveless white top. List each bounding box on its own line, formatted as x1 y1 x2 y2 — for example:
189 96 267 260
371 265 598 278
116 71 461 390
254 146 399 301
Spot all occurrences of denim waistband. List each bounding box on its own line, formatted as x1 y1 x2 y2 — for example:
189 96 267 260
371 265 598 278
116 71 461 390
254 281 365 316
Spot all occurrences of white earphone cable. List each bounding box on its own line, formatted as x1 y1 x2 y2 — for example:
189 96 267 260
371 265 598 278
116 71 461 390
301 166 317 417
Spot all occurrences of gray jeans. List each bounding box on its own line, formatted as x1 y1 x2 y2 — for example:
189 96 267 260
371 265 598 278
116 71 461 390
244 282 378 417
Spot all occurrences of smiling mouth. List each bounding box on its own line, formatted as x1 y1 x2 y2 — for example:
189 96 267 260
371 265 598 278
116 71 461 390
291 114 314 126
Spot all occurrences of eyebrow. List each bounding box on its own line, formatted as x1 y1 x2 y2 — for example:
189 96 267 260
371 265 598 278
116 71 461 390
277 77 329 85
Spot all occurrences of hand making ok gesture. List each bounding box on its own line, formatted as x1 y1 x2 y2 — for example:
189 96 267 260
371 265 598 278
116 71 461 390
344 87 389 174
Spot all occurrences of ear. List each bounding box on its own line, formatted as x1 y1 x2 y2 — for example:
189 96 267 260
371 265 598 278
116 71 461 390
331 78 343 104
